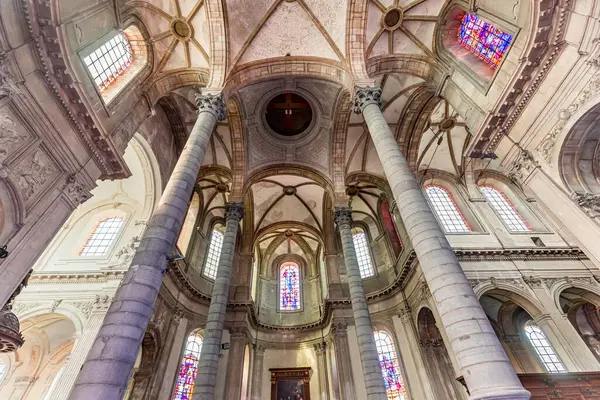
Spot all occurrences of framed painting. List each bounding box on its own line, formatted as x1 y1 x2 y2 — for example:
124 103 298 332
270 367 311 400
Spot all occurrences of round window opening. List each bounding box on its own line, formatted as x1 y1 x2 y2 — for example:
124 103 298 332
265 93 313 137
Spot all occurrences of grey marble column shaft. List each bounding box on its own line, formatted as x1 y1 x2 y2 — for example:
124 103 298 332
194 202 244 399
68 92 225 400
250 345 265 400
334 208 388 400
355 86 529 400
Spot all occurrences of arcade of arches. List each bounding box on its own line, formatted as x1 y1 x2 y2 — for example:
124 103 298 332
2 1 600 399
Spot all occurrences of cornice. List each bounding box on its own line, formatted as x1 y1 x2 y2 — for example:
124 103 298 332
454 247 587 261
28 271 125 284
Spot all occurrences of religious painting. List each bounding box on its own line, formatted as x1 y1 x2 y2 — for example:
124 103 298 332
270 367 311 400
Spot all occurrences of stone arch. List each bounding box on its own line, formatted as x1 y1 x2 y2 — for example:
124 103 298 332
474 284 545 319
128 324 161 400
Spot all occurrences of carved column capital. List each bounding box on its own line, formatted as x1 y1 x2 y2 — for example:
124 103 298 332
195 91 226 121
333 207 353 229
229 327 248 340
353 86 382 114
253 343 266 355
313 341 327 355
225 202 244 222
331 320 347 337
63 174 92 206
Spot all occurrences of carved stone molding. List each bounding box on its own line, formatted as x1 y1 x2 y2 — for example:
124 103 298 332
313 341 326 355
229 326 248 340
469 277 527 290
195 91 226 121
523 275 543 289
331 320 347 337
253 343 266 355
570 192 600 218
398 307 412 324
68 301 94 319
0 51 19 99
536 74 600 164
62 174 92 206
507 148 540 184
353 86 382 113
93 295 112 312
542 276 595 289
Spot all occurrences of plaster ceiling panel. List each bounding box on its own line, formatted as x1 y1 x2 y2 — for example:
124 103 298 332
370 32 391 57
366 1 383 44
162 42 187 71
379 0 395 7
252 181 283 229
261 195 318 230
289 240 303 256
190 3 211 54
179 0 200 18
215 125 233 155
301 235 319 252
226 0 278 61
345 126 367 174
136 7 171 37
402 21 435 51
349 111 364 125
213 136 231 169
294 184 324 226
419 131 454 173
407 0 445 16
238 1 340 64
391 30 425 55
302 0 348 53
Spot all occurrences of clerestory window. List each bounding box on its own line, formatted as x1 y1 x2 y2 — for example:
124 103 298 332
375 331 408 400
458 13 513 70
84 32 133 92
425 186 471 233
202 224 225 280
352 227 376 278
524 322 566 373
279 262 301 311
479 186 530 232
79 217 124 256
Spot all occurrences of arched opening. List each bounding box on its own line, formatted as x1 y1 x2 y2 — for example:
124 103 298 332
425 185 471 233
374 330 408 399
279 261 302 312
202 223 225 280
561 287 600 362
417 308 465 400
172 329 203 399
177 192 201 256
351 226 376 278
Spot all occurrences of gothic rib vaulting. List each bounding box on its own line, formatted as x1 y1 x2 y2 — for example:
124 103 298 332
4 0 600 399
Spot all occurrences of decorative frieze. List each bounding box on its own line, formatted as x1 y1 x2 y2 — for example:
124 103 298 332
0 51 19 99
12 150 57 202
542 276 595 289
0 112 26 162
468 277 526 290
523 275 543 288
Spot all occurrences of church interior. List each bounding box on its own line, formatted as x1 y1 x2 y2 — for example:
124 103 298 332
1 0 600 399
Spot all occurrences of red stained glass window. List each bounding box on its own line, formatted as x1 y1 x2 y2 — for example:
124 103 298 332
280 262 301 311
84 32 133 92
172 330 203 400
458 13 512 69
375 331 408 400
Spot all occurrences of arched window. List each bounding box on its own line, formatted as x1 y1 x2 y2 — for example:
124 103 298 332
79 216 124 256
173 329 203 399
374 331 408 400
425 186 471 233
458 13 513 69
352 227 376 278
380 199 403 257
84 32 133 92
177 193 200 256
202 224 225 280
524 322 566 373
479 186 530 232
279 262 301 311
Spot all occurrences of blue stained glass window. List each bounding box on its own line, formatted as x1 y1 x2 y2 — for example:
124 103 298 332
172 330 203 400
375 331 408 400
458 13 513 69
280 262 301 311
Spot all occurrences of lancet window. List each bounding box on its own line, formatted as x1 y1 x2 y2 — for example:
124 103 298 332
79 217 124 256
202 224 225 280
172 329 203 399
425 186 471 233
458 13 513 69
279 262 301 311
84 32 133 92
352 227 376 278
524 322 566 373
479 186 530 232
374 330 408 400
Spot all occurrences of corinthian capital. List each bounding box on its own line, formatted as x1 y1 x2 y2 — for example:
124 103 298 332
333 207 353 228
225 202 244 222
195 91 226 121
353 86 382 114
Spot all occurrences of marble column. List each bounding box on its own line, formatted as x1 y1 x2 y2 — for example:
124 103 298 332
314 342 330 399
194 202 244 400
334 208 387 400
331 320 356 400
354 86 529 400
250 344 265 400
53 297 110 400
224 327 248 400
69 92 226 400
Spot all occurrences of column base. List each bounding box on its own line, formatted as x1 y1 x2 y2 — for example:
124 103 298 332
469 388 531 400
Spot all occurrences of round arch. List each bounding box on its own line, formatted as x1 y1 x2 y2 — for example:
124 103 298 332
474 283 545 319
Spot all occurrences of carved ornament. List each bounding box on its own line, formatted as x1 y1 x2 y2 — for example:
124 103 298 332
507 149 540 184
333 207 353 228
353 86 382 114
195 91 226 121
225 202 244 222
570 192 600 218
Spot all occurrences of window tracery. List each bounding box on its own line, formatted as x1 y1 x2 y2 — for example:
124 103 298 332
279 262 301 311
458 13 512 69
84 32 133 92
173 329 203 399
479 186 531 232
374 330 408 400
202 224 225 280
425 186 471 233
352 227 376 278
524 322 566 373
79 217 124 256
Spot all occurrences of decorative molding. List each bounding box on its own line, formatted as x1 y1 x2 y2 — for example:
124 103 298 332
542 276 595 289
469 277 527 290
455 247 588 261
93 295 112 312
68 301 94 319
353 86 382 113
536 75 600 163
62 174 92 206
523 275 543 289
224 202 244 222
0 112 26 162
570 192 600 218
333 207 353 227
507 148 540 184
313 341 326 355
0 51 19 99
12 150 57 202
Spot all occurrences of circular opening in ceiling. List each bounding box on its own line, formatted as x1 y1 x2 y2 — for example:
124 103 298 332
265 93 313 137
440 117 457 131
383 8 403 30
171 19 191 40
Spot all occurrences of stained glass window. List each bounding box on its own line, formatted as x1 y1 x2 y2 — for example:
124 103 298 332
524 322 566 373
280 262 301 311
458 13 513 69
425 186 471 233
84 32 133 92
173 329 203 399
202 224 225 280
479 186 531 232
352 227 376 278
79 217 124 256
375 331 408 400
